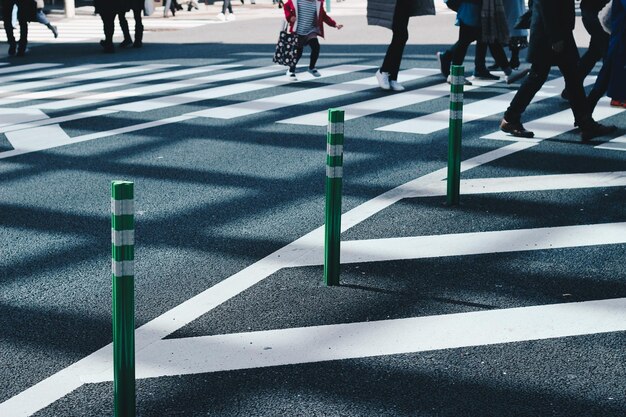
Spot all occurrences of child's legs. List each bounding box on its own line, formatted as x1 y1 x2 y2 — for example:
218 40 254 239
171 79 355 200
305 37 320 69
289 35 306 73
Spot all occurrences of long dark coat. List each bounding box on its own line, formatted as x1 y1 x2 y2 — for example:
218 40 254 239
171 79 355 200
526 0 577 64
367 0 436 30
608 0 626 100
94 0 125 14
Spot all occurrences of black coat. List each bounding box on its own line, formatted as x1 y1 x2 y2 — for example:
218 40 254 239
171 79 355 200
367 0 436 30
527 0 577 64
94 0 125 14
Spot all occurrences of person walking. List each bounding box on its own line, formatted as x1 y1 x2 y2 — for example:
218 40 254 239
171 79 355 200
487 0 528 71
2 0 32 56
95 0 124 53
500 0 615 141
368 0 435 91
33 0 58 38
217 0 235 20
119 0 144 48
283 0 343 81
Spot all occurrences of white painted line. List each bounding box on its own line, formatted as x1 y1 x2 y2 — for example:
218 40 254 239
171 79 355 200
0 108 51 129
0 64 121 93
0 115 196 160
5 124 72 154
376 77 586 134
35 64 241 111
596 134 626 152
0 63 60 76
0 110 119 135
190 68 437 119
106 65 373 113
91 297 626 380
482 97 625 141
0 64 176 106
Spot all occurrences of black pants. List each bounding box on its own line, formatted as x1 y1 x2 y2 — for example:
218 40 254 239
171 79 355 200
100 11 115 45
380 0 410 81
579 4 610 81
2 0 28 49
222 0 232 13
450 24 480 66
290 36 320 72
475 41 510 71
119 8 143 42
505 37 592 128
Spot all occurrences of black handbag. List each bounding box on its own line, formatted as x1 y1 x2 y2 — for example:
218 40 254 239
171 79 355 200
273 25 298 67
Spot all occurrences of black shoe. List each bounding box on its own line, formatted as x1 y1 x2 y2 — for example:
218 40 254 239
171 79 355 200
133 40 143 48
16 46 27 57
580 121 617 142
560 88 570 101
500 118 534 138
437 51 451 78
474 69 499 80
100 40 114 53
509 58 520 70
487 63 500 71
8 43 16 56
119 38 133 48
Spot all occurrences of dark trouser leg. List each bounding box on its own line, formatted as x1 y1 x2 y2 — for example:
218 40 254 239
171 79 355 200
101 12 115 45
2 0 16 46
588 52 613 113
579 6 610 80
380 0 410 80
133 8 143 42
289 35 305 73
504 63 550 123
118 12 131 41
16 0 28 51
451 24 479 66
474 41 488 71
489 42 511 71
306 37 320 69
557 40 593 127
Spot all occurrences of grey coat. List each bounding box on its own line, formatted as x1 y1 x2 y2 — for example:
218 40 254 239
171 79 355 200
367 0 436 30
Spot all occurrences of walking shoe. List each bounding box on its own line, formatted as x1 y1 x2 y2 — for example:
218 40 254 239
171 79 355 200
16 47 27 57
226 13 236 20
217 12 226 21
610 99 626 108
50 24 58 38
487 63 500 71
100 40 114 53
500 118 534 138
580 121 617 142
505 68 529 84
437 51 451 77
133 40 143 48
8 43 16 56
307 68 321 77
473 69 499 80
560 88 570 101
119 38 133 48
389 80 405 91
376 70 390 90
286 70 297 81
447 75 472 86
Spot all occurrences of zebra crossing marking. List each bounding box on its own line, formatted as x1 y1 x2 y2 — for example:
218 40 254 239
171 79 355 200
188 68 435 119
482 97 625 141
0 63 120 91
0 62 60 76
33 64 241 111
596 134 626 152
0 64 176 106
105 65 373 113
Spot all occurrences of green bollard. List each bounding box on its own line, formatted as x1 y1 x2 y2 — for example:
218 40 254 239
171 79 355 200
447 65 465 206
326 0 331 13
324 109 344 286
111 181 135 417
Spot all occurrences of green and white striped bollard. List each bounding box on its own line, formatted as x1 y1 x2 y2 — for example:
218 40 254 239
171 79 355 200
111 181 136 417
324 109 344 286
447 65 464 206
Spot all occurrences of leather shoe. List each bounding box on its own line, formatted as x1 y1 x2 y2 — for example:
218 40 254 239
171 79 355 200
580 121 616 142
500 118 534 138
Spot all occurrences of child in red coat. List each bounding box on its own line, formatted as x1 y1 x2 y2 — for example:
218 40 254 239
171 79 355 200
283 0 343 80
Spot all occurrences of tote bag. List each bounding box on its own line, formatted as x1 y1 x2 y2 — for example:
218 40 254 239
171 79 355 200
273 24 298 67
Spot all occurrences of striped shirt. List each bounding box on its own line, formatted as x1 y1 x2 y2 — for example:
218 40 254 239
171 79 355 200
296 0 318 36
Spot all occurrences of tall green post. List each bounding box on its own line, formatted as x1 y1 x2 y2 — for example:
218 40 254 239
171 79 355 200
326 0 331 13
324 109 344 286
447 65 464 206
111 181 135 417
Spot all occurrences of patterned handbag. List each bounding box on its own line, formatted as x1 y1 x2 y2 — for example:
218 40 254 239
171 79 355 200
273 26 298 67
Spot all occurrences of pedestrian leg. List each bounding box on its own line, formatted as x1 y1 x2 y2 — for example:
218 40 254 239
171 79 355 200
118 11 133 47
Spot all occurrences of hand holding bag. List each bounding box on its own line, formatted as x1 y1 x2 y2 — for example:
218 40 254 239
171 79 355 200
273 22 298 67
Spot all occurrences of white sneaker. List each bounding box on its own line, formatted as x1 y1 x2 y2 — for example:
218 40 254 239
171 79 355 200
389 80 405 91
376 70 390 90
286 70 297 81
217 12 226 21
307 68 321 77
226 13 235 21
505 68 529 84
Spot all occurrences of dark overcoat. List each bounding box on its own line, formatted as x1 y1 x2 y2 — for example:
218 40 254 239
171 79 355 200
526 0 577 64
94 0 125 15
367 0 436 30
607 0 626 100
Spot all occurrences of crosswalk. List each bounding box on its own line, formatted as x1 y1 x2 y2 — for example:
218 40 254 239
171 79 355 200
0 61 624 159
0 16 211 43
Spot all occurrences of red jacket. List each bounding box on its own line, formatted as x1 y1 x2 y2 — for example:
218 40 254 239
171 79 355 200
283 0 337 39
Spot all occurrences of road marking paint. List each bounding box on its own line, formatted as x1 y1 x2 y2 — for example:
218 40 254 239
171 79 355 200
35 65 240 111
0 110 118 135
84 297 626 380
482 97 625 141
596 134 626 152
106 65 373 113
0 64 176 106
0 108 51 129
190 68 436 119
0 63 60 76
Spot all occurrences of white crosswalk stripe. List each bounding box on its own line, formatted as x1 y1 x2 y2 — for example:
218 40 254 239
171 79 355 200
0 17 211 43
596 133 626 152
